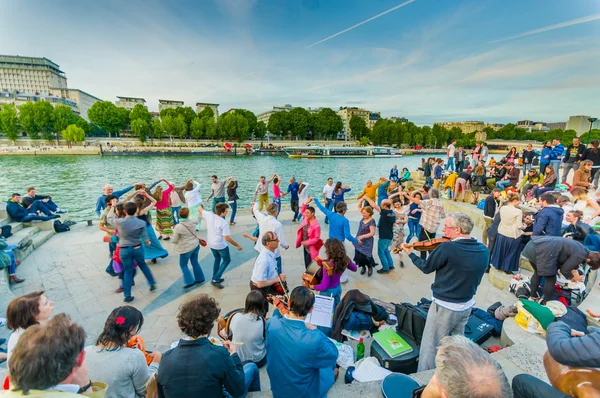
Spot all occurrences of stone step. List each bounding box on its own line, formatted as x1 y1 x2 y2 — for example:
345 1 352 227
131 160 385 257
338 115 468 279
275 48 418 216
0 206 6 219
6 226 40 247
0 219 24 234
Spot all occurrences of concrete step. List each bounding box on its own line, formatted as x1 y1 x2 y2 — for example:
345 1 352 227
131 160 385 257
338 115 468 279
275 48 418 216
6 226 39 247
0 206 6 219
0 219 24 233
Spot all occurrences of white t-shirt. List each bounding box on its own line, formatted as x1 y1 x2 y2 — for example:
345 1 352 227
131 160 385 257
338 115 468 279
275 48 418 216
7 328 25 366
323 184 334 200
184 181 202 208
251 249 278 283
202 210 230 250
299 182 310 203
447 144 456 158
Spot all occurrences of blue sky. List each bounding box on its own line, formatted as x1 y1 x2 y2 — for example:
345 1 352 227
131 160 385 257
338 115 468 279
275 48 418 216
3 0 599 125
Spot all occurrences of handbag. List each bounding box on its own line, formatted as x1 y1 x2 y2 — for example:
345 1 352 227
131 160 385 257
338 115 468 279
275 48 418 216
182 222 207 247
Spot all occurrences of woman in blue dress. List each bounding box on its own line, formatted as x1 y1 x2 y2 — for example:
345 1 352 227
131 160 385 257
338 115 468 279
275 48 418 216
332 181 352 204
134 191 169 263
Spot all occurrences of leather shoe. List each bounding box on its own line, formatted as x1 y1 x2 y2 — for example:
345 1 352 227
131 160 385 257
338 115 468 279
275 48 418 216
360 266 366 275
115 287 124 293
377 269 390 274
183 283 195 289
368 267 373 277
211 281 225 289
124 296 135 303
9 275 24 284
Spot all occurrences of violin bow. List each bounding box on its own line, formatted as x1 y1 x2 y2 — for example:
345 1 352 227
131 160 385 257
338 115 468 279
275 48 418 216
278 274 290 302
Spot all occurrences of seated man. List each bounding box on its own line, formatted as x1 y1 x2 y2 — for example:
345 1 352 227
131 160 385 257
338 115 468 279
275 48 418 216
6 193 57 223
266 286 338 398
7 313 107 396
1 236 29 284
408 335 510 397
21 186 66 214
250 231 287 299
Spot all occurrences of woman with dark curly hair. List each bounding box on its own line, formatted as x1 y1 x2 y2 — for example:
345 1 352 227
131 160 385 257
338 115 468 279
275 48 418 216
308 238 357 308
85 306 160 398
158 294 260 398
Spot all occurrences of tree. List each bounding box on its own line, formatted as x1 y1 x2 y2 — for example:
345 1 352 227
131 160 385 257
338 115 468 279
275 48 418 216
162 115 187 139
152 118 164 140
18 102 38 139
61 124 85 147
288 107 311 140
175 106 196 129
159 108 177 119
131 119 150 143
130 104 152 124
255 121 267 142
0 104 19 143
314 108 343 139
34 101 55 142
88 101 125 137
217 113 247 141
204 116 216 140
359 136 370 146
268 111 291 138
198 106 214 120
53 104 77 144
75 117 91 137
190 117 204 141
233 113 250 142
230 109 257 137
349 115 369 140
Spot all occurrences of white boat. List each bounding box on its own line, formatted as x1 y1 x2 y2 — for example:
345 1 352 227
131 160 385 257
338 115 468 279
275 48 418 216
286 146 401 158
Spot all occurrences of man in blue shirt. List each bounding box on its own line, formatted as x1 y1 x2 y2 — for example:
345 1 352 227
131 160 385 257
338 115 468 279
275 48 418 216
283 177 300 222
313 199 358 245
549 138 565 176
95 183 135 217
266 286 338 398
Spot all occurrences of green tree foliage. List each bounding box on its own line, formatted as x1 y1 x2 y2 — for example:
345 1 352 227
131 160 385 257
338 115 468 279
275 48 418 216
53 104 78 143
175 106 196 129
359 136 370 146
61 124 85 146
230 109 257 137
314 108 343 139
130 104 152 124
88 101 125 137
288 107 312 139
0 104 19 143
255 121 267 141
190 117 204 141
75 117 91 136
18 102 39 139
267 111 291 138
349 115 369 140
218 113 249 142
152 118 164 140
34 101 56 141
162 115 187 139
159 108 177 119
197 106 214 120
131 119 150 143
204 116 217 140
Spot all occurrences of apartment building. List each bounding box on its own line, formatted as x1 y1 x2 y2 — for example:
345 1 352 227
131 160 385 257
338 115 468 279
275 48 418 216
115 96 146 111
0 55 67 93
158 99 184 112
434 121 485 134
196 102 219 121
49 88 101 121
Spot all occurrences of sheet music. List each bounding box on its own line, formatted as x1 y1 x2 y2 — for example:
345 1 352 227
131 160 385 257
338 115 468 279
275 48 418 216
352 357 392 382
305 294 334 328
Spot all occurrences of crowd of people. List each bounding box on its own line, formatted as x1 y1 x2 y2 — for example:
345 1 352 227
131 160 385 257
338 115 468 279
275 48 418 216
3 139 600 397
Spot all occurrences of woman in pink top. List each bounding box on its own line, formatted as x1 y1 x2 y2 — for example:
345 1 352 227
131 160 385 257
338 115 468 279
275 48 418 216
152 179 175 240
272 173 282 214
309 238 357 308
295 198 321 268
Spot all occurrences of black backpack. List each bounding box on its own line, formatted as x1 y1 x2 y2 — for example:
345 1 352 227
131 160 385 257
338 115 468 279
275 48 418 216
394 302 428 344
1 225 12 238
53 220 70 233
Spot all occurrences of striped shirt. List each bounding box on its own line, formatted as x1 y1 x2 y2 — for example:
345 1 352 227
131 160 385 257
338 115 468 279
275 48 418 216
419 199 446 233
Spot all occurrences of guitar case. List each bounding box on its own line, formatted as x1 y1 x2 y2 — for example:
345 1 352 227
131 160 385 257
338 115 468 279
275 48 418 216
370 329 420 374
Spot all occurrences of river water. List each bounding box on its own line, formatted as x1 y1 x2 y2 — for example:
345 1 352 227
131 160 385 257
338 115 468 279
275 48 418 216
0 154 436 221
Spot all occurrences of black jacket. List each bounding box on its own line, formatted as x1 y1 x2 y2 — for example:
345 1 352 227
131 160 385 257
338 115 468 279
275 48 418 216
21 194 51 209
563 143 586 163
527 236 589 277
522 150 536 164
563 222 595 243
157 337 245 398
582 148 600 167
424 163 432 177
484 195 498 218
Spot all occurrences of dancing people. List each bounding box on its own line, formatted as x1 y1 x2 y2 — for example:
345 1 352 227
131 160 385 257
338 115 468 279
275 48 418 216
153 179 175 240
171 207 206 289
354 198 377 276
296 198 321 269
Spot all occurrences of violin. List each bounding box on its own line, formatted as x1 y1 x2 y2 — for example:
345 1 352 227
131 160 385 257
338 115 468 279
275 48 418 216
267 295 290 316
392 236 451 253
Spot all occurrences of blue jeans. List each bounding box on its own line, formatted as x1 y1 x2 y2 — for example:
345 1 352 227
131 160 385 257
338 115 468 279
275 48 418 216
406 218 421 243
522 163 532 175
496 180 512 190
275 256 282 274
223 362 261 398
377 238 394 270
120 246 156 298
212 197 226 213
179 245 205 285
211 247 231 282
324 199 333 223
425 177 433 186
4 244 18 274
171 206 181 225
445 158 454 171
229 200 237 224
550 160 561 176
274 197 281 214
534 186 555 198
320 284 342 310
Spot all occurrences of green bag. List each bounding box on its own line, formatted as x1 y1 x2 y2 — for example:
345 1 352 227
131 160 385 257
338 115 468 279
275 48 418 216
520 298 555 330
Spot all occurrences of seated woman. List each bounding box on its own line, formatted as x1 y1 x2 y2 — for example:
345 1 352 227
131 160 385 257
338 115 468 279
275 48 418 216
571 187 600 226
308 238 357 308
158 294 260 397
228 291 268 368
563 210 596 243
533 166 557 199
6 291 54 364
85 306 161 398
399 167 411 183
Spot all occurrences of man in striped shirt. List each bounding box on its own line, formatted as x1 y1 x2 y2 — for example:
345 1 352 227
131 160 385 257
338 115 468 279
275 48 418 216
402 188 446 259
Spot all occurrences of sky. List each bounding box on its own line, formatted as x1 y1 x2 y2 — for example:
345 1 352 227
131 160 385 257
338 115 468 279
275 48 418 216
2 0 600 125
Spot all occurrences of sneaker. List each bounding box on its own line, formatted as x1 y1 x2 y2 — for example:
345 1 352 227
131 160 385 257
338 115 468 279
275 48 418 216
389 266 395 270
377 269 390 274
195 279 206 284
218 278 224 283
183 283 195 289
124 296 135 303
18 239 33 250
55 209 67 214
51 214 61 219
211 281 225 289
149 285 157 291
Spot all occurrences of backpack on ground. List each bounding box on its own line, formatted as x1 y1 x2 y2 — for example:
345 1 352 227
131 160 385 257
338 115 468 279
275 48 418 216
53 220 70 233
394 302 428 344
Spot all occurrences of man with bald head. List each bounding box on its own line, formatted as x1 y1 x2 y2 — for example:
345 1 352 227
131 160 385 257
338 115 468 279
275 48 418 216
95 183 136 217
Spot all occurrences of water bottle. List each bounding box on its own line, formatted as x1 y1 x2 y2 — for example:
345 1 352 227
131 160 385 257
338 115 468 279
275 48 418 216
356 337 365 361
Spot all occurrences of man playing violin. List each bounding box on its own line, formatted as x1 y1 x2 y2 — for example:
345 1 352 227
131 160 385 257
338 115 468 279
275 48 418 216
402 212 489 372
250 231 287 300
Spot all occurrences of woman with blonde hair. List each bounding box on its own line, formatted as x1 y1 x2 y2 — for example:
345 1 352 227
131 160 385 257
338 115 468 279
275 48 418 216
153 179 175 240
491 194 525 274
571 187 600 225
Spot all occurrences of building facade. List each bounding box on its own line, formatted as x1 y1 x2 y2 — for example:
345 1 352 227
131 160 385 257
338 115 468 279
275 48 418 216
546 122 567 130
0 90 78 112
115 96 146 111
257 104 294 125
195 102 219 121
49 88 101 121
158 99 184 112
434 121 485 134
0 55 67 93
486 123 505 131
566 115 598 136
389 117 408 123
337 107 371 140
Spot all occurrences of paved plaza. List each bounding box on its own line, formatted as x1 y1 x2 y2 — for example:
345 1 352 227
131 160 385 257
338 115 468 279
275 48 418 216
0 201 517 394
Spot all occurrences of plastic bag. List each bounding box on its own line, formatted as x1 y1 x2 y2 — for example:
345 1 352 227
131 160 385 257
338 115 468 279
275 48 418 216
514 302 546 335
328 337 354 368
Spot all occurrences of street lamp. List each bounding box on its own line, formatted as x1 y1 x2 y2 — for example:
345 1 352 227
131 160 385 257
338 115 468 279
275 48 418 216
588 117 598 144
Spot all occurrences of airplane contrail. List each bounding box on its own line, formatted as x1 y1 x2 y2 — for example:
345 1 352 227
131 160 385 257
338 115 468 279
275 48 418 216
306 0 416 48
490 13 600 44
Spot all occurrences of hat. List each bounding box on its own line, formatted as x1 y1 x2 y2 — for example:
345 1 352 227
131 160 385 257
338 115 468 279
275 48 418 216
467 165 472 170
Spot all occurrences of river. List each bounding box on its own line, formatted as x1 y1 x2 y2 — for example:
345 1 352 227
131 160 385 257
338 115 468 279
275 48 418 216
0 154 437 221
